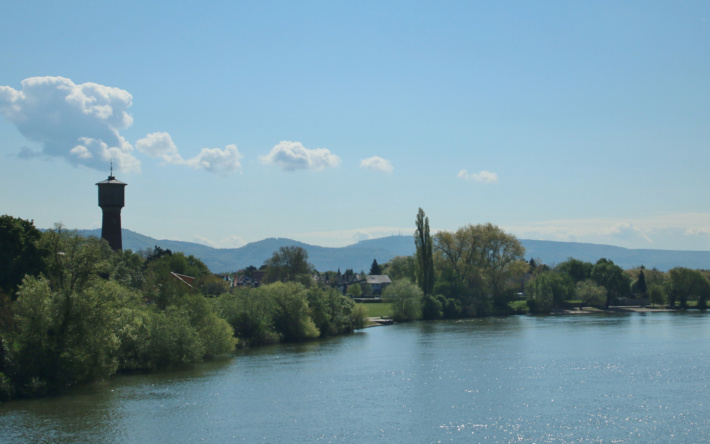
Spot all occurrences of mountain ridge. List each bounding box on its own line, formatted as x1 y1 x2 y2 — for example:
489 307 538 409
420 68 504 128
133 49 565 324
75 229 710 273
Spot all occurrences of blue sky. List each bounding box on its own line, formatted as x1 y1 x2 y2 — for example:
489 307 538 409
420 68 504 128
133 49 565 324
1 1 709 252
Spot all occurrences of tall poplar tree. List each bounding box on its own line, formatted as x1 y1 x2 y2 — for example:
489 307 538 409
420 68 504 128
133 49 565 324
414 208 435 295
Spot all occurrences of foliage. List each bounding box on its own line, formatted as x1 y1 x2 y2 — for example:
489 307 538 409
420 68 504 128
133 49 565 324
525 271 573 313
414 208 435 295
383 278 422 322
434 223 527 316
555 258 593 284
421 294 443 320
648 284 667 307
0 215 46 297
631 269 648 297
348 282 362 298
382 255 416 282
263 246 313 287
369 259 382 275
214 287 279 346
576 279 607 307
307 286 365 337
668 267 710 309
591 258 631 307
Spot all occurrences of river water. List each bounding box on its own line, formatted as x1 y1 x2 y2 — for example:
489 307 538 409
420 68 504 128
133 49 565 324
1 312 709 443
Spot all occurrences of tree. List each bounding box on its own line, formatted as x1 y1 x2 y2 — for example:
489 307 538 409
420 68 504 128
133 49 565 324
434 223 526 315
263 246 313 286
525 272 555 313
383 256 416 282
576 279 606 308
591 258 630 308
668 267 710 309
348 282 363 298
631 269 648 298
648 284 667 307
414 208 435 295
0 215 46 297
383 278 423 322
555 258 593 283
525 271 574 313
369 259 382 275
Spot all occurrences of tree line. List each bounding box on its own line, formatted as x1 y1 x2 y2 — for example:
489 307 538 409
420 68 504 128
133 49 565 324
0 215 366 401
377 209 710 321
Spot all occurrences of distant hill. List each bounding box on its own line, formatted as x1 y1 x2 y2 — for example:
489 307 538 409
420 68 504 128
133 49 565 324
77 229 710 273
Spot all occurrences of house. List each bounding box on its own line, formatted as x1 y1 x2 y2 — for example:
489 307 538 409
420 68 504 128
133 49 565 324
364 275 392 296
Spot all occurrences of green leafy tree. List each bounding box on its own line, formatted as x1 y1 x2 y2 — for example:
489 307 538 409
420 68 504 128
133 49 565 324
576 279 606 308
648 284 667 307
349 282 362 298
668 267 710 309
383 255 416 282
266 282 320 341
307 286 365 337
0 215 46 297
555 258 593 284
383 278 423 322
214 287 279 346
526 271 573 313
434 223 527 316
414 208 435 295
591 258 630 308
263 246 313 286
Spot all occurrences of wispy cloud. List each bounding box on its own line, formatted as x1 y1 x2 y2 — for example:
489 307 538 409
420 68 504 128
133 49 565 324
193 234 247 249
502 213 710 251
457 169 498 184
360 156 393 173
260 141 340 172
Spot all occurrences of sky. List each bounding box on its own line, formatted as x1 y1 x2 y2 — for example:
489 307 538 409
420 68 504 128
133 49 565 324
1 1 709 252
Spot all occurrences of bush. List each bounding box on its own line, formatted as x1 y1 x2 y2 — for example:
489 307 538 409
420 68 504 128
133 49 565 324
383 279 422 322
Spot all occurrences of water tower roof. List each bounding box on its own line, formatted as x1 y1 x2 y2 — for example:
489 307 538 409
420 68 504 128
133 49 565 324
96 175 127 186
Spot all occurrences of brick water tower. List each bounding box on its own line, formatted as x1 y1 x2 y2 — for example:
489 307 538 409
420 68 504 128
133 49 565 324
97 168 127 251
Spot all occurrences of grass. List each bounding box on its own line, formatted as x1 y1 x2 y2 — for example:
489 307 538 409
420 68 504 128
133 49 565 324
358 302 393 318
508 300 528 311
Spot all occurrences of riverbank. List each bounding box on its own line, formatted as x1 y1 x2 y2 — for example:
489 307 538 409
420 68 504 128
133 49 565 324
553 305 678 314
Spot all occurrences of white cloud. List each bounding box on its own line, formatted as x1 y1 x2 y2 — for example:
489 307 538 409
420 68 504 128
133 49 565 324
193 234 247 249
458 169 498 184
0 76 140 172
136 132 242 174
360 156 394 173
185 144 243 174
135 132 183 165
260 141 340 171
502 213 710 250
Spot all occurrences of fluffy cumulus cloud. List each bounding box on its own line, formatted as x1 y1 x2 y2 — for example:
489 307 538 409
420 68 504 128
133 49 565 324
458 169 498 184
135 132 183 165
260 141 340 172
360 156 393 173
135 133 242 174
185 144 243 174
0 77 242 175
0 76 140 172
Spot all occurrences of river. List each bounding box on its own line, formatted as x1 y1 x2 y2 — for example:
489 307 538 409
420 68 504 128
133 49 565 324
1 312 709 443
